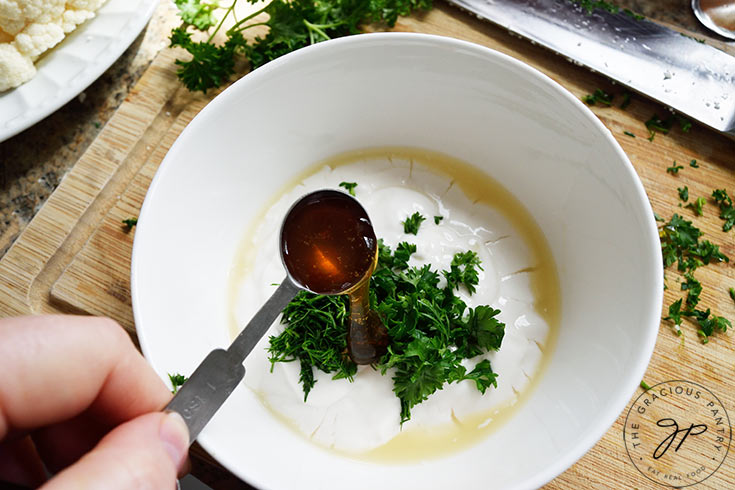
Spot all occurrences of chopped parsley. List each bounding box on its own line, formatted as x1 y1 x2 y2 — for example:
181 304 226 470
623 131 635 138
677 186 689 202
712 189 735 232
444 250 483 294
620 92 632 109
339 181 358 196
680 32 706 44
729 287 735 303
434 215 444 224
122 217 138 230
582 88 613 106
677 116 692 133
640 380 652 391
689 159 699 168
685 197 706 216
691 310 731 342
660 214 731 342
623 8 644 20
402 212 426 235
660 214 728 272
645 115 672 141
572 0 620 14
268 240 504 423
644 114 692 141
168 372 189 394
681 273 702 309
666 162 683 174
664 298 683 328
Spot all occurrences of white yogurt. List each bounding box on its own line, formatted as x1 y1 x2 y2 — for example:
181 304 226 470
231 151 556 455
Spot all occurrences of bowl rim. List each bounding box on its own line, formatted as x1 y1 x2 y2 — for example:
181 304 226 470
132 31 663 490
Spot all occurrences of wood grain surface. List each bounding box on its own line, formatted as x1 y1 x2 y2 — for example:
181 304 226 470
0 1 733 488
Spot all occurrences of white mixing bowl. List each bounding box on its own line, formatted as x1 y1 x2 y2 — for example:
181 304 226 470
132 33 662 489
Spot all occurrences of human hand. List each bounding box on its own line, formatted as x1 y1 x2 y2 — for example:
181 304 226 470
0 315 189 489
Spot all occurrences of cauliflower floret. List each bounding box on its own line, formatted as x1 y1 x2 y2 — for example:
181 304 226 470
60 9 94 33
68 0 106 11
0 0 107 91
0 42 35 91
13 21 64 59
0 1 66 36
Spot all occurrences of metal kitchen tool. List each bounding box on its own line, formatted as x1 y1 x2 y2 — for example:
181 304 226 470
445 0 735 135
165 190 379 443
692 0 735 40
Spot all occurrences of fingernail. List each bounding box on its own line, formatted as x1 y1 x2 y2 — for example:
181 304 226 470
159 411 189 471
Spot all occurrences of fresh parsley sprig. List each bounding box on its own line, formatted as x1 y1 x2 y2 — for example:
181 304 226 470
170 0 433 92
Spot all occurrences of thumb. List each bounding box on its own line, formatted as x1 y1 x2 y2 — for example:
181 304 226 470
42 411 189 490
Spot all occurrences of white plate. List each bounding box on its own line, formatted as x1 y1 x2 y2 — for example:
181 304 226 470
132 33 662 490
0 0 158 142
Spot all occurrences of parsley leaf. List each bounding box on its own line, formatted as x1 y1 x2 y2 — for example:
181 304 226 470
460 359 498 394
645 115 672 141
174 0 218 30
444 250 483 294
122 217 138 230
685 196 706 216
402 212 426 235
168 372 189 394
664 298 683 327
712 189 735 232
434 215 443 224
582 88 613 106
339 181 358 196
620 91 632 109
667 162 683 174
681 273 702 309
677 116 692 132
689 159 699 168
623 131 635 138
677 186 689 202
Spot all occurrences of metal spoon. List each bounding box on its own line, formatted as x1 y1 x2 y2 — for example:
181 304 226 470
692 0 735 40
164 189 383 444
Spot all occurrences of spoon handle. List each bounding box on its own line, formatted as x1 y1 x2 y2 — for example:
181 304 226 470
165 278 300 444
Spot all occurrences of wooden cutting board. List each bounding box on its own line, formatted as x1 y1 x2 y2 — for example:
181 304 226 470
1 2 733 488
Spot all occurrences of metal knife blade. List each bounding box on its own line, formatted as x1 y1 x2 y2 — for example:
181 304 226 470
444 0 735 135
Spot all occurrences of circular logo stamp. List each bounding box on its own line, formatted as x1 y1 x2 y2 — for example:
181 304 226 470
624 380 731 487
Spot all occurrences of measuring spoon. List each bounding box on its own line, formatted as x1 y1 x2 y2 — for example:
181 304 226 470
165 189 388 444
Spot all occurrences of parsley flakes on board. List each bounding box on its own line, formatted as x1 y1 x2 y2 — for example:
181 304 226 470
659 213 731 342
268 240 504 423
712 189 735 232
